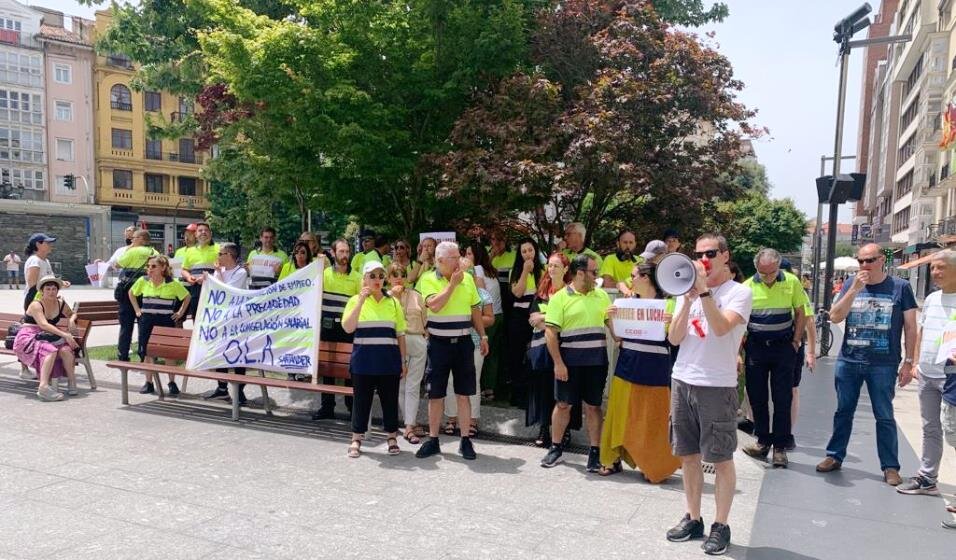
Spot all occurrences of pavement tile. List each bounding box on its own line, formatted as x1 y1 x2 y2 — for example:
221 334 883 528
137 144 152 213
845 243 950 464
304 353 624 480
0 495 114 559
0 464 66 495
77 490 224 531
51 522 222 560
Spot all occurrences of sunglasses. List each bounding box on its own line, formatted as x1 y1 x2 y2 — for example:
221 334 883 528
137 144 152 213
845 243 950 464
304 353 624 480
857 256 881 265
368 273 385 280
693 249 719 259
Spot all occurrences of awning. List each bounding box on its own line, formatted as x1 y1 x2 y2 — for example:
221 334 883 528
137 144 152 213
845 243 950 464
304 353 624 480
897 252 938 270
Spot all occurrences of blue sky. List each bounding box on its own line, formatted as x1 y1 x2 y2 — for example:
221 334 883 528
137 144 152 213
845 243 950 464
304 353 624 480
32 0 868 223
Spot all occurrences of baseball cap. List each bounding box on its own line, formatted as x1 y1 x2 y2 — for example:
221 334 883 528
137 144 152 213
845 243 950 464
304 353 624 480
28 233 56 245
185 223 198 232
640 240 667 260
359 229 377 239
662 229 680 241
780 258 793 272
362 261 386 276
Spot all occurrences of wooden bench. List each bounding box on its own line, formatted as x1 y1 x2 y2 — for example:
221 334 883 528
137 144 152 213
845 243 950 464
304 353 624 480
105 326 353 420
74 300 121 326
0 312 97 389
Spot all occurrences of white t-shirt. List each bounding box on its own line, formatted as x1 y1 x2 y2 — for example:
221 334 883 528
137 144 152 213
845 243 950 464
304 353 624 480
214 265 248 289
475 265 503 315
4 253 20 271
918 290 956 379
672 279 753 388
24 255 53 283
106 245 129 270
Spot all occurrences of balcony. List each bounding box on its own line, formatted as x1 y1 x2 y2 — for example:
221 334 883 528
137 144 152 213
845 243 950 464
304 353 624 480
167 152 202 165
97 188 209 210
923 168 956 197
106 55 134 70
110 101 132 111
110 149 133 158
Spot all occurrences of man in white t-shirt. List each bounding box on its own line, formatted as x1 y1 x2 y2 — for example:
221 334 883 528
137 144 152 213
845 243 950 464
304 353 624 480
665 233 752 556
4 250 21 289
898 249 956 498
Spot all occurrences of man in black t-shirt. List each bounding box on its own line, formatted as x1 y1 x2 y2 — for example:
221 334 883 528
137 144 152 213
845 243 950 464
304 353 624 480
816 243 918 487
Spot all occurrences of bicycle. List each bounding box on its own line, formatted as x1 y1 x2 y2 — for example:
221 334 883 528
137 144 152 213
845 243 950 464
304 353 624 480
816 308 834 357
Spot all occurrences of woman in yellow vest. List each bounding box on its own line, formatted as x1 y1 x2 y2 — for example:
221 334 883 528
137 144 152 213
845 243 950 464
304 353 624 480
600 259 680 482
278 241 312 280
504 237 543 406
129 255 190 395
342 261 407 458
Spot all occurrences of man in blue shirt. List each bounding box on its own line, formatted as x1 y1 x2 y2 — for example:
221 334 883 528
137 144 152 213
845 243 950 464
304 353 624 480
816 243 918 487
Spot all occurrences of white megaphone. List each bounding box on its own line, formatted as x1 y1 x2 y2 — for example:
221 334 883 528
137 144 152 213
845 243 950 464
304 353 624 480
655 252 697 296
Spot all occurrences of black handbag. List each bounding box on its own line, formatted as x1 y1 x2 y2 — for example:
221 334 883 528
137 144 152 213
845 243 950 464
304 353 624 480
36 331 64 345
3 320 21 349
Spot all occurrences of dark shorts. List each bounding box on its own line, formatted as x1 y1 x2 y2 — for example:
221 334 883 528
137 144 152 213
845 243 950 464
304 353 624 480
425 336 476 399
793 344 805 387
555 364 607 407
6 270 16 278
670 378 739 463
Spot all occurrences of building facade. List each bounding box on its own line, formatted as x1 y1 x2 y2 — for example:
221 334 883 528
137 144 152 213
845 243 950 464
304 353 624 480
93 10 208 252
856 0 953 299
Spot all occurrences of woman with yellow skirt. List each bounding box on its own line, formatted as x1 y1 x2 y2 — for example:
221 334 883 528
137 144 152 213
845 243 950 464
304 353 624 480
600 260 680 482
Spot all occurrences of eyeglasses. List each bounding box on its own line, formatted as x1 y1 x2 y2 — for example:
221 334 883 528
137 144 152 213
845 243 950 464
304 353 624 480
368 273 385 280
693 249 719 259
857 256 881 265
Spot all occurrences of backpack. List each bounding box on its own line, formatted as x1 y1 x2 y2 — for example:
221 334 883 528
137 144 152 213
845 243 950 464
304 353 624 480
4 320 22 349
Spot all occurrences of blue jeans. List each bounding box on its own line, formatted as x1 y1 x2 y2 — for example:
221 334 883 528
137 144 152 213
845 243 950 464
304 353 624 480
825 361 900 470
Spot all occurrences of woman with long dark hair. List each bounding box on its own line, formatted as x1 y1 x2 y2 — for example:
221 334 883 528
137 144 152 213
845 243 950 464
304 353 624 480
278 241 313 280
506 237 543 405
600 259 680 481
526 252 582 446
464 240 503 402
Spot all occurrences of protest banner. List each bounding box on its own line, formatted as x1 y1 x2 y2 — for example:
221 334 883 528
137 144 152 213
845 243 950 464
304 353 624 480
186 260 323 379
611 298 667 341
935 319 956 364
85 262 109 288
419 231 456 244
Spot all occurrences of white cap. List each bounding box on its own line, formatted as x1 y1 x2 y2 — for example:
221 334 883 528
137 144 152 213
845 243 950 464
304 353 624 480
640 240 667 261
362 260 386 276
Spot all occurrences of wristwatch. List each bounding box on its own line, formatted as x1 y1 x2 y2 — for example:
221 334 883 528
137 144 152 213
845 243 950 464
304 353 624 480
699 291 712 298
480 335 489 340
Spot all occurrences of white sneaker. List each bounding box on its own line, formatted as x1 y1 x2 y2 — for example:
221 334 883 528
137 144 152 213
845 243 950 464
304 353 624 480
19 366 35 380
36 386 64 402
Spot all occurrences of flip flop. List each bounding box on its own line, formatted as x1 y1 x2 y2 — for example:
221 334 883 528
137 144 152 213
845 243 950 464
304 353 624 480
403 429 421 445
598 462 623 477
347 440 362 458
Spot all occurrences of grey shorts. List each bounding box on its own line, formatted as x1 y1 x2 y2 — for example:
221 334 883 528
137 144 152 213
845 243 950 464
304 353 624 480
670 378 739 463
943 401 956 449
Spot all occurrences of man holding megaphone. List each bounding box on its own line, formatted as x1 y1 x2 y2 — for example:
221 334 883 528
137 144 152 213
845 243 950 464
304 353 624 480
664 233 752 556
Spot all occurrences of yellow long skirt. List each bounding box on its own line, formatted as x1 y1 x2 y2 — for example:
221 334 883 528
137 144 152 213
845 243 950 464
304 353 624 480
600 376 680 483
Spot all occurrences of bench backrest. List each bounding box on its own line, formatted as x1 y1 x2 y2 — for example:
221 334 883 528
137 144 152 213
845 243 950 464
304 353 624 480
146 326 351 379
0 311 90 349
74 301 121 323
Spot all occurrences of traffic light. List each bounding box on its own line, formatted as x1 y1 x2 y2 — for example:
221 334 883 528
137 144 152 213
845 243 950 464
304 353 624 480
64 174 75 190
816 173 866 204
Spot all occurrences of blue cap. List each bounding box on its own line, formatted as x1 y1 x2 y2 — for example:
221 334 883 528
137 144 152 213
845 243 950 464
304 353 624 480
28 232 56 245
780 258 793 272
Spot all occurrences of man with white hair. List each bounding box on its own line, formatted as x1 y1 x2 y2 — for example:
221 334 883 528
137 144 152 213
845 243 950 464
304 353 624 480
416 241 490 460
898 249 956 502
562 222 603 271
741 248 808 468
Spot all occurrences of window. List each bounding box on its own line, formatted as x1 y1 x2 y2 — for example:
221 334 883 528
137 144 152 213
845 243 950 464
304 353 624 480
0 126 45 163
178 138 195 163
53 63 71 84
900 94 919 131
110 84 132 111
145 138 162 160
0 89 43 125
55 138 74 161
1 167 43 190
144 91 161 112
54 100 72 121
178 176 197 196
145 173 165 193
0 53 41 87
111 128 133 150
893 206 912 234
898 133 917 166
106 54 133 69
113 169 133 190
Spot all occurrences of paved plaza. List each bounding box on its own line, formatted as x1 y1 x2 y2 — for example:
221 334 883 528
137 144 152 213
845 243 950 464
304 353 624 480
0 287 953 559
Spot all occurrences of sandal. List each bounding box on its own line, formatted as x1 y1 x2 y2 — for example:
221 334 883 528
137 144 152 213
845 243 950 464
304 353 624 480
347 439 362 459
947 505 956 514
403 428 421 445
443 419 458 435
468 423 479 437
412 425 427 438
387 437 400 456
598 462 623 477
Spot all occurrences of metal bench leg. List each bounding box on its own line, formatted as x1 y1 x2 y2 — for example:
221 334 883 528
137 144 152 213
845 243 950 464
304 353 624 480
230 381 240 421
181 376 189 393
154 372 166 400
81 354 97 390
121 368 129 405
258 370 272 416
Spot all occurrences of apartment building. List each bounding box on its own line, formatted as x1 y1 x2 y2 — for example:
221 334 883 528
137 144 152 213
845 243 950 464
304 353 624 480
93 10 207 252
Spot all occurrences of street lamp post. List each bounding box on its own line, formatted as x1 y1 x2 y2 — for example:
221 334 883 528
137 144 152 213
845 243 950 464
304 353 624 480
819 3 910 355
